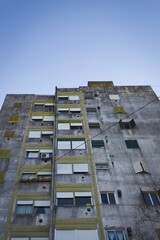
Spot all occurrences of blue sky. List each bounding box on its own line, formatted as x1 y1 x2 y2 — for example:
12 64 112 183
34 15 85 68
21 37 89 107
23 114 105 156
0 0 160 108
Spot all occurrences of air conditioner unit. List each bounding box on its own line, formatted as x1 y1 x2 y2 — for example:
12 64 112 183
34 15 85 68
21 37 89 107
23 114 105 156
41 153 50 159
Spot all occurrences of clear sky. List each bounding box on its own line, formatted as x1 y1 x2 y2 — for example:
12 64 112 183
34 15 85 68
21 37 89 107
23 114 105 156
0 0 160 109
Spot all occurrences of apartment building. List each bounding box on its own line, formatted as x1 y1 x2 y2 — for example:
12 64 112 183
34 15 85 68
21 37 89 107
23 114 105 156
0 81 160 240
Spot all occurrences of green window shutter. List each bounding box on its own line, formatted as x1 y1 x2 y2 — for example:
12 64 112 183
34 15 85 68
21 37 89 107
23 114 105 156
4 130 15 138
0 149 11 158
125 140 139 149
91 140 104 148
8 115 20 122
114 106 125 113
0 171 5 183
130 119 136 128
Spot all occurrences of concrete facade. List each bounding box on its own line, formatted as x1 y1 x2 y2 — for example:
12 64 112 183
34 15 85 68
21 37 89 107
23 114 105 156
0 82 160 240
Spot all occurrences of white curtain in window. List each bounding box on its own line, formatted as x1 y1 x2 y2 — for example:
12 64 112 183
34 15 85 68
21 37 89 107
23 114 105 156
55 230 76 240
27 152 39 158
58 123 70 130
73 164 88 173
69 96 80 101
58 141 71 149
43 116 54 121
77 230 98 240
57 164 72 174
72 141 85 150
107 231 116 240
117 231 125 240
28 131 41 138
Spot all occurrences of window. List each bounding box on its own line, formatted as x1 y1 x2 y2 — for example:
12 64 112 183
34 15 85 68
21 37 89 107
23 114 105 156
70 108 81 113
13 102 23 108
133 161 150 173
57 164 73 174
101 192 116 204
125 140 139 149
16 201 50 215
57 95 80 101
58 123 70 130
26 149 39 158
21 172 51 182
31 115 54 122
119 119 136 129
142 192 159 205
73 164 88 173
33 102 54 107
89 122 100 128
57 164 88 174
34 201 50 214
95 163 110 170
106 230 126 240
58 108 81 113
75 192 91 206
28 131 53 139
91 140 104 148
11 237 49 240
8 115 20 122
55 229 98 240
0 149 10 158
26 149 53 159
57 192 74 206
56 192 92 206
109 95 120 100
114 106 125 113
58 122 83 130
86 107 97 112
70 123 83 129
16 201 33 215
58 140 86 150
28 131 41 138
4 130 15 138
69 96 80 101
58 96 69 100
